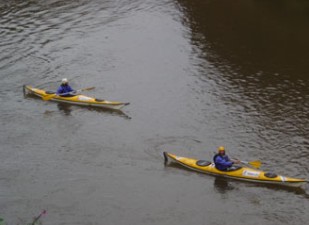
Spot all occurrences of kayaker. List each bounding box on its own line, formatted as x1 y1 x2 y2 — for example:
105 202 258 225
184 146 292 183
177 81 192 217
56 78 75 97
213 146 240 171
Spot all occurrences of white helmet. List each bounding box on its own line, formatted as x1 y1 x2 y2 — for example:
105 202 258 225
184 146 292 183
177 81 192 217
61 78 68 84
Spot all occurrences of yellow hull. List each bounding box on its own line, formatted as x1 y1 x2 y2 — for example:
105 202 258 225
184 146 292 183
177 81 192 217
164 152 307 188
24 85 129 110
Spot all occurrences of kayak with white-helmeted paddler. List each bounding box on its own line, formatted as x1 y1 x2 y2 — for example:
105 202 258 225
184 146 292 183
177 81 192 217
23 85 129 110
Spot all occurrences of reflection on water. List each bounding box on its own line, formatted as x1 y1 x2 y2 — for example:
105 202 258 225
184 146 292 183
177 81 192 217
25 94 131 118
252 182 309 199
178 0 309 78
56 102 131 119
213 177 235 194
82 105 132 119
214 176 309 199
177 0 309 175
57 103 72 116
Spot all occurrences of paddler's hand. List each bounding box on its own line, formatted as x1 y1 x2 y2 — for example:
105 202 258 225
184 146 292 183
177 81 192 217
232 159 241 164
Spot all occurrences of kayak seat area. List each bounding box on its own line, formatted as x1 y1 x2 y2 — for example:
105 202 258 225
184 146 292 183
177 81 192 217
196 160 211 167
95 98 105 102
226 165 242 171
215 165 242 172
46 91 55 94
264 172 278 178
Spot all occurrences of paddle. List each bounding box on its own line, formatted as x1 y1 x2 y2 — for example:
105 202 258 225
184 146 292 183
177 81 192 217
238 160 261 169
42 87 95 101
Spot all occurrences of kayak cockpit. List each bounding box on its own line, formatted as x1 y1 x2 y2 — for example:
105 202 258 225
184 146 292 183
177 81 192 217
196 160 211 167
45 91 55 94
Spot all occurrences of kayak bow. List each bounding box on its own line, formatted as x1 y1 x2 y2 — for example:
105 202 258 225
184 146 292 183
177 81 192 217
163 152 307 188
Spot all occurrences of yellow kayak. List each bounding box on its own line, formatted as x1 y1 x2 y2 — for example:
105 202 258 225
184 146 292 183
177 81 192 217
23 85 129 110
163 152 307 188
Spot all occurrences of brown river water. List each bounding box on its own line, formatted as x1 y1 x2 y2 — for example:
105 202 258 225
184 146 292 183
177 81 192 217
0 0 308 224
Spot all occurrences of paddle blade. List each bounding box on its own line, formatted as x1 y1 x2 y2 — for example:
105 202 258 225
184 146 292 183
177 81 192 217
248 160 261 169
81 86 95 91
42 94 56 101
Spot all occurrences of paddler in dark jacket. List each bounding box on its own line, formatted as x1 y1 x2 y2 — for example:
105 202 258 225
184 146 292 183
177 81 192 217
56 78 75 97
213 146 240 171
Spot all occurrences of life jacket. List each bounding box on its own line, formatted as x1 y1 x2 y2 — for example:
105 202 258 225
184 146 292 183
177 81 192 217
213 153 232 171
57 84 74 96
